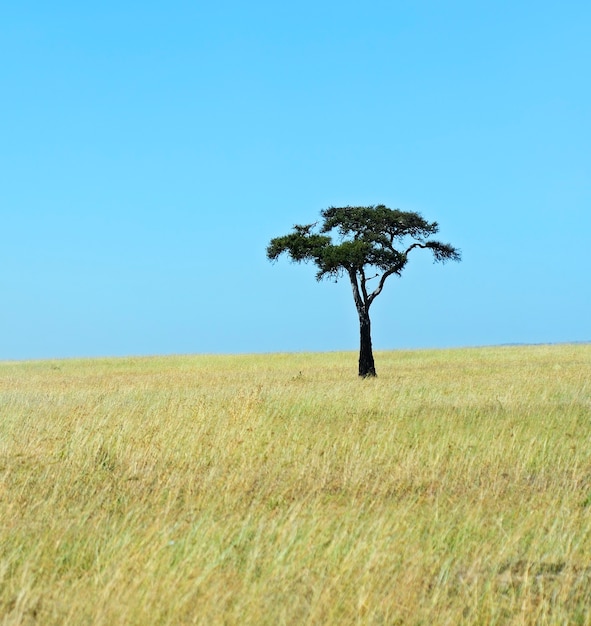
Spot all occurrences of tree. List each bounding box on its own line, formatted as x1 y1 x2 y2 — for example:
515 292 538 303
266 205 461 377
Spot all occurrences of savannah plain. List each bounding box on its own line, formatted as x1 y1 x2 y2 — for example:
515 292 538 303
1 344 590 625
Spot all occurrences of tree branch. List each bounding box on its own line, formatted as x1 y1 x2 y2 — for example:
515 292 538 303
405 242 428 255
348 268 364 314
406 240 461 263
367 268 398 307
359 267 370 306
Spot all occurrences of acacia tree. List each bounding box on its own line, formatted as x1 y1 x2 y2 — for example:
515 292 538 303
266 205 461 377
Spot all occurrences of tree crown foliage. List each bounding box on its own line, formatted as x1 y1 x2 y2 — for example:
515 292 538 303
266 205 461 282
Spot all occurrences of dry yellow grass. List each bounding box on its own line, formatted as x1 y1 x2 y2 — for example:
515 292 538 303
1 345 590 625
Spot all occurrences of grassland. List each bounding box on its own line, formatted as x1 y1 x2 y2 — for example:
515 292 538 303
1 344 590 625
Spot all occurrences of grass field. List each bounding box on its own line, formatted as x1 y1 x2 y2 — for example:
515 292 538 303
1 344 590 625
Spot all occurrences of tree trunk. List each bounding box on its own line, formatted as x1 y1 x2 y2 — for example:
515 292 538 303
358 308 376 377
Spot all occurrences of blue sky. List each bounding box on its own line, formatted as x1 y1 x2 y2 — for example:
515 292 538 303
1 0 589 360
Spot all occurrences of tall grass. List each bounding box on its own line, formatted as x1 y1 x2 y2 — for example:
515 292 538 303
1 345 590 624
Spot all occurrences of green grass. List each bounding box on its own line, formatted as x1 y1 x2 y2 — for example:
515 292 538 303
1 345 590 624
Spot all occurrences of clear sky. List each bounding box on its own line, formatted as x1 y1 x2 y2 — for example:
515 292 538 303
2 0 589 360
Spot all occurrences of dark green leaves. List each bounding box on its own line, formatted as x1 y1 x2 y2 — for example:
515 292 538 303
266 227 331 265
267 205 461 283
321 205 439 241
424 241 462 263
